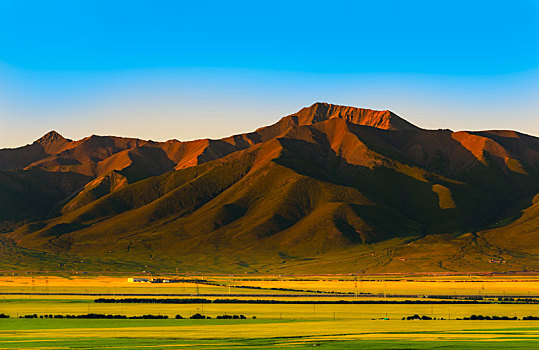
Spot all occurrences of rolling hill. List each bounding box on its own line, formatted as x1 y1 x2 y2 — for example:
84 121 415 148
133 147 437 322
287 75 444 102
1 103 538 273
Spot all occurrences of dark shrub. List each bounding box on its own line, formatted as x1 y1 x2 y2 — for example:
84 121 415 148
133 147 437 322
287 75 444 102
190 313 206 319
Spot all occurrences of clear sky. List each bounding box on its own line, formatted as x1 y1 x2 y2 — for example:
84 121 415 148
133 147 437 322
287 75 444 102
0 0 538 148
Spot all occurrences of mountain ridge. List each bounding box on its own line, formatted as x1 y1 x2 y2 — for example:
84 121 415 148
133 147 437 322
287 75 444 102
0 103 538 273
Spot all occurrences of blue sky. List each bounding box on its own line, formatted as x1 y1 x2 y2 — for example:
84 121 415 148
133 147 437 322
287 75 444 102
0 0 538 147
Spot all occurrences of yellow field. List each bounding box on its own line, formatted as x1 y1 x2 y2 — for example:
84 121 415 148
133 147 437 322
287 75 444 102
226 276 539 296
1 298 538 320
0 275 319 295
0 275 538 320
0 276 235 295
3 319 539 341
0 275 537 348
1 275 537 296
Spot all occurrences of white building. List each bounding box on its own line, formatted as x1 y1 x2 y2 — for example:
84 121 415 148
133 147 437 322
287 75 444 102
127 277 150 283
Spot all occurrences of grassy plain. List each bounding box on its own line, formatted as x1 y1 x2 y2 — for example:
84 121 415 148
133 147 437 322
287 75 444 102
0 275 537 349
0 318 538 349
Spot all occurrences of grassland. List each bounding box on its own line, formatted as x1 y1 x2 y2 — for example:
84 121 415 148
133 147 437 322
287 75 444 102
1 318 538 349
0 275 537 348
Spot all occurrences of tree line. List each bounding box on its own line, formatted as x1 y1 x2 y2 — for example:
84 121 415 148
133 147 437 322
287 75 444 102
403 314 539 321
11 313 254 320
94 297 504 305
16 313 168 319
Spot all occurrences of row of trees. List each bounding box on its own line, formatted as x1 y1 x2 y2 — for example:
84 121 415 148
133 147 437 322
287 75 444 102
12 313 255 320
95 298 211 304
5 312 537 321
404 314 433 320
403 314 539 321
178 313 250 319
95 297 490 305
497 298 538 303
461 315 517 320
18 313 169 319
228 284 357 295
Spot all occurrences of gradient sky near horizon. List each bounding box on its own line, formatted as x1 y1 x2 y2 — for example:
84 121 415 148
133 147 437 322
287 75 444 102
0 0 538 148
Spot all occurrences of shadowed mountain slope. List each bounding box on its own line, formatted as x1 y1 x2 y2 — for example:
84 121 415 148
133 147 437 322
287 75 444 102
1 103 538 272
0 131 72 171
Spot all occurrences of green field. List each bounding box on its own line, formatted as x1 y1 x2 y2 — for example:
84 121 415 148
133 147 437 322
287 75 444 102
1 318 538 349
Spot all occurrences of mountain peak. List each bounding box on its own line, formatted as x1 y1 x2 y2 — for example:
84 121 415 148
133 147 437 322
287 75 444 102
34 130 72 154
292 102 420 131
36 130 67 144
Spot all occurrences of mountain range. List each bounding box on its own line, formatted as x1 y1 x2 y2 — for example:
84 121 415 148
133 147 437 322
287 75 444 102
1 103 538 273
